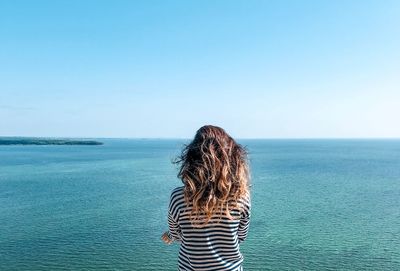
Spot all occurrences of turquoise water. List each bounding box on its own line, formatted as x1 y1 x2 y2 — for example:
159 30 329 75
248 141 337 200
0 139 399 270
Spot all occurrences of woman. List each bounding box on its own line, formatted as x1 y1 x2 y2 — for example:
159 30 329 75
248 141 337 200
161 125 251 271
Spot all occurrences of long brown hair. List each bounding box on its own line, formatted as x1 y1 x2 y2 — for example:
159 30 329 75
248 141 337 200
173 125 251 227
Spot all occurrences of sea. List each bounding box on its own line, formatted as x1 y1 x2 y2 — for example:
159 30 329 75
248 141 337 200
0 139 399 270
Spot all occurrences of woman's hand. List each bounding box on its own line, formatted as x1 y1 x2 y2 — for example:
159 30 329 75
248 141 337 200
161 231 173 245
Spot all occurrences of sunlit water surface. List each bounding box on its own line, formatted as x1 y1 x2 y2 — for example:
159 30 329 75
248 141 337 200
1 139 399 270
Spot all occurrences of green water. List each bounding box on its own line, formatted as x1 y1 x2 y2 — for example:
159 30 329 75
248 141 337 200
0 139 399 270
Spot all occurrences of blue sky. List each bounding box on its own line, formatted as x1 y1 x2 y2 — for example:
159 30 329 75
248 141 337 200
0 0 399 138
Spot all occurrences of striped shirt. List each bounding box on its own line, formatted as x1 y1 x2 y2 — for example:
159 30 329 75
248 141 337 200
167 186 251 271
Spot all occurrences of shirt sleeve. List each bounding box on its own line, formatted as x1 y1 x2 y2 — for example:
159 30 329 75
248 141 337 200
167 189 182 242
238 193 251 243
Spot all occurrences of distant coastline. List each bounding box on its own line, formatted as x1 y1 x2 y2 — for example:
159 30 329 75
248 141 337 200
0 137 103 145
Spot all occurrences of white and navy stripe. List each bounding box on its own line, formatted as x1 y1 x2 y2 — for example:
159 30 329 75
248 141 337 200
167 186 251 271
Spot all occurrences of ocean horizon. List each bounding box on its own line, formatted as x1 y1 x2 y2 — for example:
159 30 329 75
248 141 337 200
1 138 399 270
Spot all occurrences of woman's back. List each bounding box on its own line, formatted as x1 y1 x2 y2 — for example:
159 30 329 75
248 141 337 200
162 125 252 271
168 186 251 271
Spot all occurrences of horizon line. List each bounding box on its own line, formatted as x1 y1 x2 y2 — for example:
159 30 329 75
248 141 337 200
1 136 400 140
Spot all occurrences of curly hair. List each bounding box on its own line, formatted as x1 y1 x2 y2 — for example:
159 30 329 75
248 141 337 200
173 125 251 228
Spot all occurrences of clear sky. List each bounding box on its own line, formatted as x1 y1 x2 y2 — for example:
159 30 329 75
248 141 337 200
0 0 399 139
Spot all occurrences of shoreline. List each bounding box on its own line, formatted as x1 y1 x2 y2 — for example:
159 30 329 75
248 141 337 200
0 137 103 145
